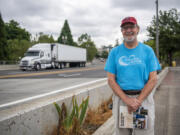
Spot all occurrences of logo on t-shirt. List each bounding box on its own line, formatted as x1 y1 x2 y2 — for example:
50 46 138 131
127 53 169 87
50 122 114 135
119 55 142 66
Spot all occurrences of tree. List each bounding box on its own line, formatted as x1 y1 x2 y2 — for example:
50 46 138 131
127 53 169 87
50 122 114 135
144 39 156 51
6 39 32 61
95 51 101 58
101 50 108 59
80 42 97 62
78 33 91 44
5 20 31 41
58 20 76 46
0 13 7 60
78 33 97 62
3 19 32 61
37 32 55 43
147 8 180 65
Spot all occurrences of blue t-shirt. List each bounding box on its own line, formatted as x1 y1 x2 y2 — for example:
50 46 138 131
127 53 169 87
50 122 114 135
104 42 161 91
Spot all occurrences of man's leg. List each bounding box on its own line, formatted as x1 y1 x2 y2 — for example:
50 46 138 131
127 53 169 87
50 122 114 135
113 94 120 135
113 94 132 135
135 93 155 135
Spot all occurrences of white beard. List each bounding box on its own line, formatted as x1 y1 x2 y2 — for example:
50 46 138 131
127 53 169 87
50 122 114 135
123 32 137 43
124 36 136 43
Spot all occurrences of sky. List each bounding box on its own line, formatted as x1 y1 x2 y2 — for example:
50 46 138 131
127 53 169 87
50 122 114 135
0 0 180 48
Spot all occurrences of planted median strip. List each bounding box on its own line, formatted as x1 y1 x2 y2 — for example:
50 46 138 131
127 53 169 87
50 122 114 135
52 96 112 135
53 96 89 135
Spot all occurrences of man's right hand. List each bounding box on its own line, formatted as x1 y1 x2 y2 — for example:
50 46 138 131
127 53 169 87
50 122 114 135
106 72 142 113
123 96 141 113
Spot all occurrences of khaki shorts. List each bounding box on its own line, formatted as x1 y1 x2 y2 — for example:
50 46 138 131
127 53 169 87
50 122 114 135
113 92 155 135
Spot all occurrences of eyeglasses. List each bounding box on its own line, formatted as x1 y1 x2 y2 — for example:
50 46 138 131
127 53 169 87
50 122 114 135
121 25 136 30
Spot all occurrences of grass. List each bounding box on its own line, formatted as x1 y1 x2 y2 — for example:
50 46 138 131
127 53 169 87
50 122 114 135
82 96 112 134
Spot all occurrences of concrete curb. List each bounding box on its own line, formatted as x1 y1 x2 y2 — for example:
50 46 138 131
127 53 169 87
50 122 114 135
0 65 19 70
93 116 114 135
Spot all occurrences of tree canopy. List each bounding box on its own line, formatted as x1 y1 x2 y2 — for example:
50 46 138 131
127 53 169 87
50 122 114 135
1 19 32 61
0 13 7 60
5 20 31 41
78 33 91 45
37 32 55 43
58 20 76 46
78 33 97 62
147 8 180 65
6 39 32 61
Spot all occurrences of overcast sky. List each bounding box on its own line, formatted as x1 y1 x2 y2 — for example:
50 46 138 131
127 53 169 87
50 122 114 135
0 0 180 48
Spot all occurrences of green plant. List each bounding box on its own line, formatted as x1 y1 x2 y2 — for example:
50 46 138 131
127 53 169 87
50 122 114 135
54 96 89 135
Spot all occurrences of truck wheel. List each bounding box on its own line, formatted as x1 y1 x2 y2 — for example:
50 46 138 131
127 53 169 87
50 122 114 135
64 63 67 68
69 63 73 67
57 63 61 69
83 62 86 67
35 63 41 71
60 63 64 69
51 62 55 69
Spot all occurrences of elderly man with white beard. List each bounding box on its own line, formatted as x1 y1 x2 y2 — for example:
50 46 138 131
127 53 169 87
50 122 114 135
104 17 161 135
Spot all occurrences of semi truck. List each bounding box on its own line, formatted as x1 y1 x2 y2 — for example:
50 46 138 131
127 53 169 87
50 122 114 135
19 43 87 71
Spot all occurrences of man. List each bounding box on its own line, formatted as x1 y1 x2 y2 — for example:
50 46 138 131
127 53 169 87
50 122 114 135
104 17 161 135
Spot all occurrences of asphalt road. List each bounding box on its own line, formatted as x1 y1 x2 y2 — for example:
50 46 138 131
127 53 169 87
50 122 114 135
0 64 106 79
0 63 106 105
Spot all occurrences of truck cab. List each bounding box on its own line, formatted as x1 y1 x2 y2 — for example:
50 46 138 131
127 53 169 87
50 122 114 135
19 44 52 71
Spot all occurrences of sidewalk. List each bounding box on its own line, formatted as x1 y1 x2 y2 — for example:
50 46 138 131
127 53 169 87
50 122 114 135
155 67 180 135
93 67 180 135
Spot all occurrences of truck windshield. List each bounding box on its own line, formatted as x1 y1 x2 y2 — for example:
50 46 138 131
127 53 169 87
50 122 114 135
25 51 40 56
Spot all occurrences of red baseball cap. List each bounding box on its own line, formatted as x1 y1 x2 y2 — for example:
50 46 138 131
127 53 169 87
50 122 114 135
121 17 137 27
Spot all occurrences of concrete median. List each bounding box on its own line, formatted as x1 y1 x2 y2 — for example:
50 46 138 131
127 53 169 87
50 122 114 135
0 65 19 70
0 78 112 135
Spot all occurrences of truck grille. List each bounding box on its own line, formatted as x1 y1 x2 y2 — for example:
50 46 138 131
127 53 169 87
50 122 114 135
22 60 28 66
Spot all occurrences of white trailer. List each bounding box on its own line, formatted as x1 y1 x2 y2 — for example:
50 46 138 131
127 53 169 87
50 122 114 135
19 43 86 71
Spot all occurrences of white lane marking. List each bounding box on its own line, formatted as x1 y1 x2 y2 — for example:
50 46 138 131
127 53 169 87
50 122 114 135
58 73 81 77
7 72 26 75
0 78 107 108
58 74 66 77
64 73 81 77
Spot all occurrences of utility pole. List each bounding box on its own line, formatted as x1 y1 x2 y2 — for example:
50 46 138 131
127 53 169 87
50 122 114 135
155 0 159 60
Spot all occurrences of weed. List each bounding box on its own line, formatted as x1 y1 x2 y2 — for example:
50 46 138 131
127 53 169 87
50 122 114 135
54 96 89 135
